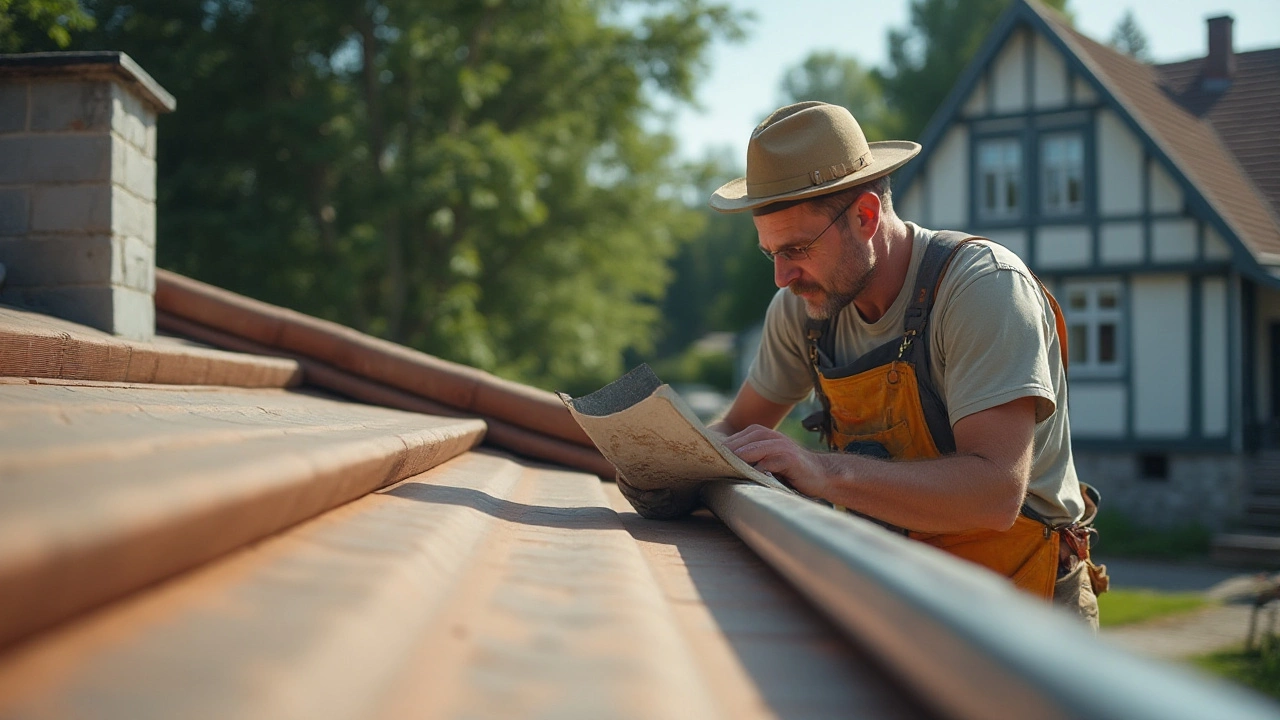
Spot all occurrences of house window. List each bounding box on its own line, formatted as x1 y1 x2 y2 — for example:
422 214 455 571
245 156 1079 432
1062 279 1123 376
977 138 1022 219
1040 132 1084 215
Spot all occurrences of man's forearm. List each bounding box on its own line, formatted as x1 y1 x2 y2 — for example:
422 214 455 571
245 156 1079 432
817 451 1027 533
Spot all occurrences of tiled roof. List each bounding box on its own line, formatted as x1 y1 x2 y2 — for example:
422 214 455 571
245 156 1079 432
1156 49 1280 223
1029 1 1280 264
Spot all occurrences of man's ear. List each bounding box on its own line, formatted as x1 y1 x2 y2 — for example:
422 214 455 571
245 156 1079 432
853 190 882 237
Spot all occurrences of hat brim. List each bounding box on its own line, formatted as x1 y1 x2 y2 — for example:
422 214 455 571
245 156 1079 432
708 140 922 213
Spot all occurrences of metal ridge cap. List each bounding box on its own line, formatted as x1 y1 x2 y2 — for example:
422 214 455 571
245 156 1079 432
701 482 1280 720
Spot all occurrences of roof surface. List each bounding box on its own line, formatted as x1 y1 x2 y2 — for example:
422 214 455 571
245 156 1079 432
1156 48 1280 222
3 281 1276 718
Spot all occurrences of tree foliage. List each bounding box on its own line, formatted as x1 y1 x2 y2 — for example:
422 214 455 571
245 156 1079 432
876 0 1069 140
1109 10 1150 62
777 50 894 141
0 0 94 50
48 0 741 394
655 147 766 356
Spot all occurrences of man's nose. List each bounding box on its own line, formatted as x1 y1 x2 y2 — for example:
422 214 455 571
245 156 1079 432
773 258 800 289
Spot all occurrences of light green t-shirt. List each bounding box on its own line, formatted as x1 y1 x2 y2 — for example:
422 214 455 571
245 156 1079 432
747 223 1083 525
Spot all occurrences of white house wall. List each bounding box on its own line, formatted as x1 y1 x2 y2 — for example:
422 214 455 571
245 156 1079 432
1099 222 1144 264
1032 33 1067 109
929 127 968 228
1201 277 1229 437
1068 384 1126 437
1149 162 1183 214
1097 109 1143 215
991 29 1028 113
1205 227 1231 261
1131 275 1191 436
1073 77 1096 105
1151 219 1198 262
1035 226 1090 268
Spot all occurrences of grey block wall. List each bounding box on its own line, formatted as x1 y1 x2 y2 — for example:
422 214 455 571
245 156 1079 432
0 53 174 340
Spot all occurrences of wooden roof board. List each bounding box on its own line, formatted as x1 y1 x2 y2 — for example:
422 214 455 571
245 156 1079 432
0 381 485 649
0 452 923 720
0 304 302 388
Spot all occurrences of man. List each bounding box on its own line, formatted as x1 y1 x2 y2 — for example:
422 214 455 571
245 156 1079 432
619 101 1102 625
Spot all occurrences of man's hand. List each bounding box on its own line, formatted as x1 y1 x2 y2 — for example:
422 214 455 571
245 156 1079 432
615 472 701 520
723 425 831 499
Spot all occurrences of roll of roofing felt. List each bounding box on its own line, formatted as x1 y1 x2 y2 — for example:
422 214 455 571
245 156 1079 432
155 269 593 448
157 310 612 477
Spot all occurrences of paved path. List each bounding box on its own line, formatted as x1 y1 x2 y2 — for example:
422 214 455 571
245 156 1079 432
1096 556 1275 660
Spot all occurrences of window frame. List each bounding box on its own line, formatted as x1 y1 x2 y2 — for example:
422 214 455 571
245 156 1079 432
1060 278 1125 378
1039 131 1085 217
974 135 1025 222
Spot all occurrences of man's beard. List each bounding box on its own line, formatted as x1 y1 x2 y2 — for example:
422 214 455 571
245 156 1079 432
790 259 873 320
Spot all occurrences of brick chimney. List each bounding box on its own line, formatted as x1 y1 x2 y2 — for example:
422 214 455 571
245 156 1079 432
1203 15 1235 92
0 52 175 341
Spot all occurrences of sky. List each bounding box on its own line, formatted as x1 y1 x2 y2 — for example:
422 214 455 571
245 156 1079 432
668 0 1280 163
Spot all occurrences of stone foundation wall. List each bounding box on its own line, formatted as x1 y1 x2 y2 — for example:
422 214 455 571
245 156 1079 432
1073 450 1247 530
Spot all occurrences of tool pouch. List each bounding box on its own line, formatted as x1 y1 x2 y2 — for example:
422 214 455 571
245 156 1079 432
1059 482 1109 595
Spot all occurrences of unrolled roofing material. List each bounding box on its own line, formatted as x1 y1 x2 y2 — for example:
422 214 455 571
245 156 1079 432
0 380 485 649
0 304 301 387
0 453 922 720
155 270 593 449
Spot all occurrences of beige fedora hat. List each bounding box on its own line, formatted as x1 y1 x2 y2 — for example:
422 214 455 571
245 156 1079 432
709 101 921 213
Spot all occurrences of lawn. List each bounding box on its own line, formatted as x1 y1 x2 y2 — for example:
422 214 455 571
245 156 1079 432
1194 645 1280 701
1098 588 1210 627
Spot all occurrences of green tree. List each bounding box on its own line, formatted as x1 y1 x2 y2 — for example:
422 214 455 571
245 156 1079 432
877 0 1069 140
1109 10 1150 62
0 0 93 50
655 146 766 357
777 51 894 140
58 0 741 394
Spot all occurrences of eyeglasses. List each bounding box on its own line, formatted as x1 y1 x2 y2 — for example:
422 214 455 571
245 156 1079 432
758 201 855 262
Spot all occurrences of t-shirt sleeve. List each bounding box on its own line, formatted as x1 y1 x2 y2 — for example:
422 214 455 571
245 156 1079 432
934 251 1057 426
746 289 814 406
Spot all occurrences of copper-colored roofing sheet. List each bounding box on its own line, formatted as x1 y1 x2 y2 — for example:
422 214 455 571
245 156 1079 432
0 452 923 719
1031 2 1280 261
0 379 484 649
0 304 301 387
155 270 596 450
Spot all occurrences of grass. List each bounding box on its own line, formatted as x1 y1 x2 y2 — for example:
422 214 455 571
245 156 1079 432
1092 509 1212 561
1097 588 1210 627
1194 645 1280 700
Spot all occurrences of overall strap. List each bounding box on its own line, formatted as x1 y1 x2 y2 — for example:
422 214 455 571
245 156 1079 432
901 230 982 456
802 317 835 444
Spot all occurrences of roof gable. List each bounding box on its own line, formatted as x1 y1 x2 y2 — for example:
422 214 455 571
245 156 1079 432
896 0 1280 282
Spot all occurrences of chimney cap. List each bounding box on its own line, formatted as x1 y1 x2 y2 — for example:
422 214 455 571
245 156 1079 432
0 51 175 113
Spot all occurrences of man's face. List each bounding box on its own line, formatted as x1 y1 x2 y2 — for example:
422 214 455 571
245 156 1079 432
754 199 875 320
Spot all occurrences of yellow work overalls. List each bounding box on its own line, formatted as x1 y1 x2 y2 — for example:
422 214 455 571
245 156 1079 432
802 232 1071 599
